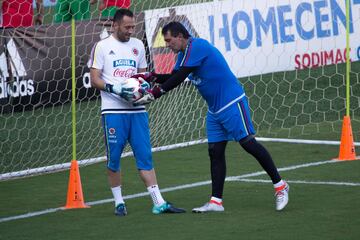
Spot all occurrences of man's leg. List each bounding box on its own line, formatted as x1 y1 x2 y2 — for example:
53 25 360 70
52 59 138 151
239 136 281 184
102 114 128 216
130 113 185 214
223 97 289 211
192 111 228 213
192 141 227 213
128 113 164 207
138 168 185 214
209 141 227 199
240 136 289 211
107 169 126 213
139 168 166 206
139 168 157 186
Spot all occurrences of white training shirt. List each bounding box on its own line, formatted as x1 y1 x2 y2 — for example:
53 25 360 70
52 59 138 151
88 35 147 114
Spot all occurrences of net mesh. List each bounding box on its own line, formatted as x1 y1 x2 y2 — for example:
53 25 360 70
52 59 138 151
0 0 359 179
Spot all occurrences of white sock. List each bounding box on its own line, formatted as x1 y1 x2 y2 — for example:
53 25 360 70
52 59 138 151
147 185 166 206
111 186 124 206
274 180 285 190
210 196 223 205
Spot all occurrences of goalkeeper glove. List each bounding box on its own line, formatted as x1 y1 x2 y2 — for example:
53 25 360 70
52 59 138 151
131 72 157 84
133 90 155 105
134 85 165 105
138 78 151 91
104 83 134 100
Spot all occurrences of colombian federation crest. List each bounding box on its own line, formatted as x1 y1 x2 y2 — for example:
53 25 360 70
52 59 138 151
132 48 139 56
109 128 116 135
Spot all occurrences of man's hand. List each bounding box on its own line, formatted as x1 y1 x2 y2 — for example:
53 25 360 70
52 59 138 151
113 84 135 101
133 90 155 105
105 83 134 101
138 78 150 90
132 72 157 84
133 84 166 105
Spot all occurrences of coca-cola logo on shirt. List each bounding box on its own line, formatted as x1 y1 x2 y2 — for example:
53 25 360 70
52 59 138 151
113 68 136 77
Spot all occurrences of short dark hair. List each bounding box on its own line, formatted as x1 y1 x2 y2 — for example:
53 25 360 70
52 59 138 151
113 8 134 22
162 21 191 38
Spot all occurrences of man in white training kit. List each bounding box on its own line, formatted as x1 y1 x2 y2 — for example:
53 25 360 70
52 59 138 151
88 9 185 216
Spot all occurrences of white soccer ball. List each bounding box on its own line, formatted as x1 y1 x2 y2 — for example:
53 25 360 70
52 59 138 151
121 77 142 102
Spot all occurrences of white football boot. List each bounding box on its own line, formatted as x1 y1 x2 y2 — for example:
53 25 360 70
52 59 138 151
192 201 224 213
275 182 290 211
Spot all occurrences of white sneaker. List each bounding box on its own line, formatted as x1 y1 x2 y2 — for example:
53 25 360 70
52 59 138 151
192 202 224 213
275 182 290 211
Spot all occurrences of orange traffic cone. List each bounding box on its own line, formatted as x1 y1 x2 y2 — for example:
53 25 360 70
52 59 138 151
64 160 90 209
336 116 359 161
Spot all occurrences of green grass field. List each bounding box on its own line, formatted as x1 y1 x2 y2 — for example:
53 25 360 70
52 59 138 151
1 142 360 240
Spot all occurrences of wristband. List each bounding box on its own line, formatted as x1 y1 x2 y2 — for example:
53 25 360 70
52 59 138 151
104 83 114 93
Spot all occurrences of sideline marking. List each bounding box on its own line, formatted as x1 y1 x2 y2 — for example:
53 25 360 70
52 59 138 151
0 159 358 223
232 178 360 186
2 138 359 180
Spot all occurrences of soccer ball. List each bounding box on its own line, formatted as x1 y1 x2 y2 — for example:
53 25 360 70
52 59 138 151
121 77 142 102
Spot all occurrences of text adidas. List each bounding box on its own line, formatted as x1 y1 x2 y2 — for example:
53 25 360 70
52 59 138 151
0 77 35 99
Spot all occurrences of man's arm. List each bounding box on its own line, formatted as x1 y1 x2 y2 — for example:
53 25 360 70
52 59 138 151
90 68 106 91
153 69 179 84
133 66 194 105
157 66 195 94
90 67 133 98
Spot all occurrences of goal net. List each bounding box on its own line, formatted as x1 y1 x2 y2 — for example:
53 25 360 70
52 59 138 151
1 0 359 180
